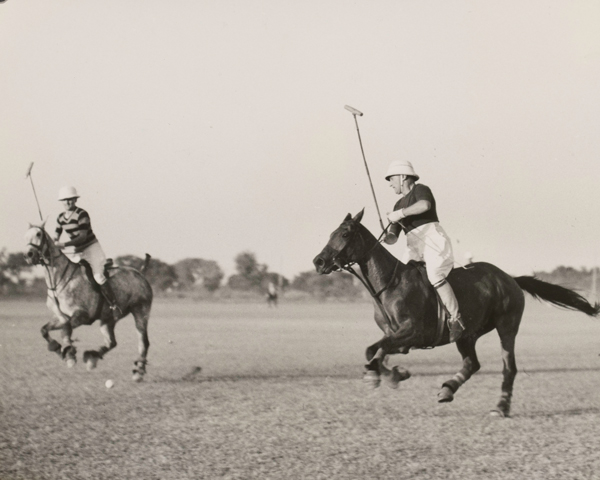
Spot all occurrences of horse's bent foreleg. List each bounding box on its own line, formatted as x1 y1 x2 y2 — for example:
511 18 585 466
379 336 412 388
438 336 480 403
364 339 411 389
59 310 92 367
41 313 78 364
41 321 63 354
365 340 383 363
83 321 117 371
131 305 151 382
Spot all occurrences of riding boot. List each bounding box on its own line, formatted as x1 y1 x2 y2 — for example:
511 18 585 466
435 280 465 343
99 281 123 320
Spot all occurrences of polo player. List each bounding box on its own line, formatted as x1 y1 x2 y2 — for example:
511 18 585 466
54 186 122 320
384 161 465 342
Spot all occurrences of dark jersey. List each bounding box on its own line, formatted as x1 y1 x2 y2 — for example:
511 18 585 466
394 183 439 233
55 207 98 252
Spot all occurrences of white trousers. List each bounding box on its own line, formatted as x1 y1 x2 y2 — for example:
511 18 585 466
65 241 107 284
400 222 454 286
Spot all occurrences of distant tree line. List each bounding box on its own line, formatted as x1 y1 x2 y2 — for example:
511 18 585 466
2 248 598 302
3 248 598 301
0 249 37 296
0 248 364 300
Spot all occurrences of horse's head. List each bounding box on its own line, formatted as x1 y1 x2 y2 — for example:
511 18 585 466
313 209 370 274
24 224 53 265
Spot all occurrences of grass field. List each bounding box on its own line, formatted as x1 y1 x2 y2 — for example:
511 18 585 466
1 298 600 480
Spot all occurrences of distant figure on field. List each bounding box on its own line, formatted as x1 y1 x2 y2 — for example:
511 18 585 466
54 186 122 319
384 160 465 342
266 281 278 308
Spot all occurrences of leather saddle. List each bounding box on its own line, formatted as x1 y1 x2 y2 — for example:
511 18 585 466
79 258 118 290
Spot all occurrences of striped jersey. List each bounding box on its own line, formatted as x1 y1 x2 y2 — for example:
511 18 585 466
55 207 98 252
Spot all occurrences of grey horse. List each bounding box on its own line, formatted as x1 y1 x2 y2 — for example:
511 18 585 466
24 225 153 381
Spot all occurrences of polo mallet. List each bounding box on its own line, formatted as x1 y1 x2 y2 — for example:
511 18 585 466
25 162 44 221
344 105 385 231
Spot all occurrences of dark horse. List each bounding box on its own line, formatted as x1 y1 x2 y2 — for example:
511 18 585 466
25 225 153 381
313 211 599 416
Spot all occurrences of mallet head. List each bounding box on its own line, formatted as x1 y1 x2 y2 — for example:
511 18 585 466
344 105 363 116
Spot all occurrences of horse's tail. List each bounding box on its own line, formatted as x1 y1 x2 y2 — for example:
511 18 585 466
140 254 151 276
514 275 600 317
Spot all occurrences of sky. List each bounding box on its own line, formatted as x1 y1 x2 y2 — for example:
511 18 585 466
1 0 600 280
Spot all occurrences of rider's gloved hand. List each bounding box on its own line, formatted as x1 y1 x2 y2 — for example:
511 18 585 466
387 209 406 223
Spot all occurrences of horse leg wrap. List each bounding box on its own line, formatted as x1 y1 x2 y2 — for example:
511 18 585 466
61 345 77 360
83 350 104 362
441 380 459 395
363 370 381 389
47 340 62 353
495 392 513 416
133 360 147 375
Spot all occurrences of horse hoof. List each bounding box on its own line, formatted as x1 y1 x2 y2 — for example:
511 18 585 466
86 357 99 371
489 409 508 418
363 370 381 389
437 386 454 403
132 372 144 383
383 367 411 389
65 358 76 368
383 376 399 389
395 366 411 382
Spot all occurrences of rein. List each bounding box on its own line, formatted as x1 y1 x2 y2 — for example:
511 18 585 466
339 223 401 334
32 229 106 322
30 229 72 322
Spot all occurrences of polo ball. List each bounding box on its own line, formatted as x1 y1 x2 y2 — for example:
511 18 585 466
105 379 115 389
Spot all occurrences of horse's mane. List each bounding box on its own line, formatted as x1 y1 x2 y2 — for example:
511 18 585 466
351 218 402 266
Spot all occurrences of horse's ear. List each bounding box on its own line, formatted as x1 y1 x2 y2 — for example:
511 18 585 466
344 213 352 222
28 222 34 228
353 208 365 223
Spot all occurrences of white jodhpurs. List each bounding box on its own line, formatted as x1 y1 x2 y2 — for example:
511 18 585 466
64 241 108 285
435 280 461 320
400 222 454 286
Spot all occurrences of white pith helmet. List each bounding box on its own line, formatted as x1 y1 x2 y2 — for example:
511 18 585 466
57 186 80 201
385 161 419 181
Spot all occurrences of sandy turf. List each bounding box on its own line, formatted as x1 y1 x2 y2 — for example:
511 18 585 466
1 298 600 479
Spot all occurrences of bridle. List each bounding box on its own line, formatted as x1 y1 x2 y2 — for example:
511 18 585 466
27 227 76 320
26 227 58 266
331 221 401 334
331 221 390 268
